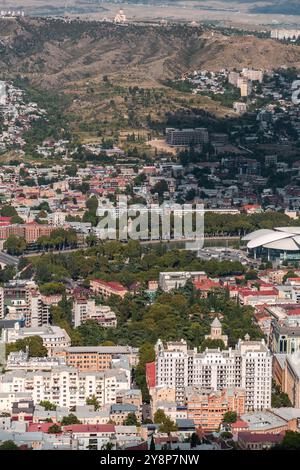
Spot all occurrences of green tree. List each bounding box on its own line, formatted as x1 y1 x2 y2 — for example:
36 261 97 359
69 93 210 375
77 320 106 346
86 395 100 411
0 440 19 450
150 435 155 450
274 431 300 450
135 342 155 403
153 409 177 433
159 416 177 434
200 338 226 351
0 205 17 217
223 411 237 423
39 282 66 296
272 381 292 408
11 215 24 224
6 336 48 358
48 424 62 434
123 412 138 426
61 414 81 426
4 235 27 256
39 401 57 411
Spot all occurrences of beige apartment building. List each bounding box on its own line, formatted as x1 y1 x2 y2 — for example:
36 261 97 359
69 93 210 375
54 346 139 372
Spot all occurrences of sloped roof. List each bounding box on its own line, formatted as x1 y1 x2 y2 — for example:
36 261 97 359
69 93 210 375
245 227 300 252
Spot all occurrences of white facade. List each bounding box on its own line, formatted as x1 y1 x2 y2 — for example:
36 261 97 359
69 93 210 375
72 299 117 328
0 367 130 411
0 324 71 355
159 271 206 292
0 287 4 319
155 338 272 411
6 350 65 371
3 281 50 327
271 29 300 40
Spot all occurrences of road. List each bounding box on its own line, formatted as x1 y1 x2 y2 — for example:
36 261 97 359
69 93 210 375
22 236 241 257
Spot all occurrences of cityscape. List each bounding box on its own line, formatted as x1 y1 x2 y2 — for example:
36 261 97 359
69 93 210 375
0 0 300 458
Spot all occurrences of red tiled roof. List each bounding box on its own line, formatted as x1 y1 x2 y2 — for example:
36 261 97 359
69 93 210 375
92 279 128 292
146 362 156 388
126 442 148 451
239 288 278 297
63 424 115 433
193 279 220 291
155 437 179 444
27 423 57 433
238 432 284 443
286 308 300 316
254 312 271 321
231 419 249 430
243 204 261 210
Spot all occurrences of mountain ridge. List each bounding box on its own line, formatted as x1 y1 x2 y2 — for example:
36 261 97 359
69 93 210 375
1 18 300 90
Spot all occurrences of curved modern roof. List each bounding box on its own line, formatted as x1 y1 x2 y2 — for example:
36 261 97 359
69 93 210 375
242 229 274 241
245 227 300 251
263 238 300 251
274 227 300 234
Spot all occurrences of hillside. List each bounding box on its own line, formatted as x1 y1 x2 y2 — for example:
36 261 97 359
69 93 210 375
1 18 300 88
1 17 300 144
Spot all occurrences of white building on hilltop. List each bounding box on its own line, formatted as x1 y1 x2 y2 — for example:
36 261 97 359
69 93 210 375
155 335 271 411
114 9 126 24
271 29 300 41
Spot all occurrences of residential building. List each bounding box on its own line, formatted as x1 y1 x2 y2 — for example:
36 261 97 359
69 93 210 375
72 298 117 328
90 279 128 299
0 367 130 411
186 387 245 431
54 345 139 372
155 335 272 410
165 128 209 146
0 323 71 355
159 271 207 292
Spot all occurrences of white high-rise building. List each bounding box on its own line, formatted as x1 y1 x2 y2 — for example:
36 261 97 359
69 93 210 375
0 287 4 319
0 81 6 106
3 281 50 327
155 333 272 411
0 366 130 411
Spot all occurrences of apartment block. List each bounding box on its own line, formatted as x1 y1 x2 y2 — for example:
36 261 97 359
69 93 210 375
155 333 272 410
0 323 71 356
0 366 130 411
72 298 117 328
90 279 128 299
3 280 50 327
186 386 245 431
54 346 139 372
165 128 209 146
159 271 207 292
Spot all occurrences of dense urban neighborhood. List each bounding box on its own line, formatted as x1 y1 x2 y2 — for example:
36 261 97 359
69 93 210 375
1 11 300 454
